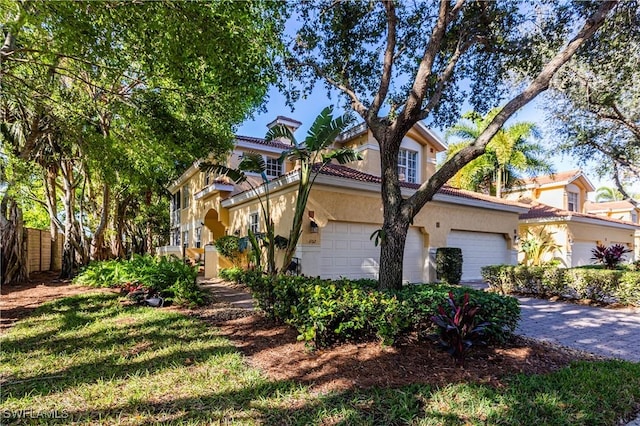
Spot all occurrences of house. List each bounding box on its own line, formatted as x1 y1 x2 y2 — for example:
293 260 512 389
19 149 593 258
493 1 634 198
505 170 639 266
159 116 530 282
585 200 640 224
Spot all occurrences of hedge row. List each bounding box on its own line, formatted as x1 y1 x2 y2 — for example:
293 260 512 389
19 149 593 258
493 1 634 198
220 268 520 348
481 265 640 306
75 255 206 306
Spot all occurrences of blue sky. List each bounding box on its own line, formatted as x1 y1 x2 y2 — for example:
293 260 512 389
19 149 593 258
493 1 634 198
237 84 615 199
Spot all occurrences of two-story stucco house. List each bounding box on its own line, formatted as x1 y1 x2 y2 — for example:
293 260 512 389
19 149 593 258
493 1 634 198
505 170 639 266
161 116 531 282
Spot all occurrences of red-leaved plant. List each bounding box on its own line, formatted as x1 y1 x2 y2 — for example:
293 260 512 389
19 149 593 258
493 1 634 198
591 243 631 269
430 292 490 367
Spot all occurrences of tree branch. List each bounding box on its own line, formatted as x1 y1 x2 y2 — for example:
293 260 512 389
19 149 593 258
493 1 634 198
370 0 397 119
302 60 368 117
406 0 618 214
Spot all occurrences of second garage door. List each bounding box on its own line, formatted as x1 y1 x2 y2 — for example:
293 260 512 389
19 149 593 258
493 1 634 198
321 221 424 283
446 230 510 281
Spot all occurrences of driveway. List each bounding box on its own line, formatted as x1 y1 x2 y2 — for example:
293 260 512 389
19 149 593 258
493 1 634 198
462 281 640 362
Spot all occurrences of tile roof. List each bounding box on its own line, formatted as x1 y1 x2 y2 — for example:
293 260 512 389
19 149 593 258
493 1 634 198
315 163 528 208
585 200 638 212
235 134 292 151
518 169 582 186
520 202 638 227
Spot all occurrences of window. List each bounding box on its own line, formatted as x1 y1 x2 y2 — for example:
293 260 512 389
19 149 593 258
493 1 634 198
567 192 578 212
204 172 212 186
172 228 180 246
398 149 418 183
249 212 260 234
172 191 181 211
265 157 282 178
182 185 190 209
195 227 202 248
632 211 638 223
182 230 189 247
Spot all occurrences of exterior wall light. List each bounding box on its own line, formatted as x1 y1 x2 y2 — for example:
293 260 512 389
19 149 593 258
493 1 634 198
310 220 319 233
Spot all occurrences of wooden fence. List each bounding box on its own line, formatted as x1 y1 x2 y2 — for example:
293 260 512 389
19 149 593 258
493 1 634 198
26 228 62 275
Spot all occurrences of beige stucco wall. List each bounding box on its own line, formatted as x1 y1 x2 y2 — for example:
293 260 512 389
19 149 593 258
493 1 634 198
519 220 637 267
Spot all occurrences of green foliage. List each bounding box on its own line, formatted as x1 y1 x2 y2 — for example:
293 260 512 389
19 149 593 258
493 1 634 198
519 226 563 266
481 265 640 306
219 266 245 283
225 270 519 348
444 108 551 196
431 292 491 367
74 255 204 306
591 243 632 269
435 247 463 285
214 236 243 266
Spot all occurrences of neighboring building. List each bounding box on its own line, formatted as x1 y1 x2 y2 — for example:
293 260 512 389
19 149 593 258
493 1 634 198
160 116 531 282
506 170 639 267
585 200 640 224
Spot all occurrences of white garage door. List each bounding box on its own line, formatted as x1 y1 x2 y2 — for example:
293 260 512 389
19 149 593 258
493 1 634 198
321 222 423 283
571 241 595 267
446 231 509 281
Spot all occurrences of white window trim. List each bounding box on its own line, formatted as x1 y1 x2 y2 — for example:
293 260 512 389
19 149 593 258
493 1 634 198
249 211 260 234
182 184 191 209
398 148 419 183
567 191 578 212
265 157 283 178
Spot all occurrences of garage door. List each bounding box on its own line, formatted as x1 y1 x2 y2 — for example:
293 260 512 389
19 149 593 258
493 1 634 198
446 231 509 281
321 222 423 283
571 241 596 267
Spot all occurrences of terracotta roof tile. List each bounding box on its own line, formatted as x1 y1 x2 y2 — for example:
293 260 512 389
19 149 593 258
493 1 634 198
520 202 638 227
585 200 637 212
519 169 582 186
235 135 291 150
315 163 528 208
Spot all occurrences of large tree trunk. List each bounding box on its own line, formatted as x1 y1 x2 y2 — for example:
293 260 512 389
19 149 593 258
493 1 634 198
90 183 110 260
0 195 28 285
111 195 132 258
377 130 412 290
43 167 61 271
59 161 79 279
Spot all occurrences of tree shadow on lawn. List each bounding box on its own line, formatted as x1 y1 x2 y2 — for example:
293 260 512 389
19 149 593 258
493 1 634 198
33 364 640 426
1 294 237 399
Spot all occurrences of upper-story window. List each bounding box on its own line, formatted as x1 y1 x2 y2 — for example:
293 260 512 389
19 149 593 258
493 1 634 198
172 191 181 211
182 185 190 209
249 212 260 234
398 149 418 183
265 157 282 178
204 171 212 186
567 191 578 212
631 211 638 223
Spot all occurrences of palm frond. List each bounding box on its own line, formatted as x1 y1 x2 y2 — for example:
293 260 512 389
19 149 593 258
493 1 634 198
321 148 362 165
303 106 352 152
238 152 266 174
198 161 247 184
265 125 297 146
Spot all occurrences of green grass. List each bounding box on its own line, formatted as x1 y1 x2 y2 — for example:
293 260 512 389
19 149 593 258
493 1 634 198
1 293 639 425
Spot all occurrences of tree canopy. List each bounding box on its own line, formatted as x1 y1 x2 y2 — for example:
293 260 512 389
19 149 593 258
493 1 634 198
1 0 285 282
285 0 621 289
545 1 639 203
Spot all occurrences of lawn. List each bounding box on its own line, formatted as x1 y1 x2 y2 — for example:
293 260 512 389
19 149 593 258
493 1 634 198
1 292 639 425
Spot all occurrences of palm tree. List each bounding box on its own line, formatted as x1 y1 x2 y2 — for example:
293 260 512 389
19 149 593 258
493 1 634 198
265 106 361 272
201 106 361 275
445 108 553 197
595 186 625 202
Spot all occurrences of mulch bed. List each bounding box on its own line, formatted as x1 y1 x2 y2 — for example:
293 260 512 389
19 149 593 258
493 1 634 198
1 275 604 395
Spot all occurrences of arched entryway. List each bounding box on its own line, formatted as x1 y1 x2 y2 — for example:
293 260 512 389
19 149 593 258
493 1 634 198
204 209 227 243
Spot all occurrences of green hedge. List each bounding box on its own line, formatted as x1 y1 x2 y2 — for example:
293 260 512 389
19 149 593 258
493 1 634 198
74 255 205 306
221 269 520 348
481 265 640 306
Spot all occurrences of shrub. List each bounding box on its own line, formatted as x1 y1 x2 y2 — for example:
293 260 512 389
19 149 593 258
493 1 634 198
436 247 463 284
214 236 244 266
591 243 632 269
224 270 520 348
481 264 640 306
219 267 245 283
431 292 491 367
74 255 205 306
